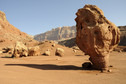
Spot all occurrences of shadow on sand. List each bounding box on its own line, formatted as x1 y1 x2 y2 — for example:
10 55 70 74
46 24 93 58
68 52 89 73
1 56 12 58
5 64 84 70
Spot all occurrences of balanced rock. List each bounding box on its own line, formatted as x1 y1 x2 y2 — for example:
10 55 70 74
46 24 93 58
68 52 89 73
75 5 120 70
55 48 64 57
12 42 28 58
28 46 40 56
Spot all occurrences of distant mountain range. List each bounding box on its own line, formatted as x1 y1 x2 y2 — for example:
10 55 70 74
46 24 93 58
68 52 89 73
34 26 76 41
34 25 126 46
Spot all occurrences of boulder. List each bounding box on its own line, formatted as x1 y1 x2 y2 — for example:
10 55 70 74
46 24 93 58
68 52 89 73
28 46 40 56
75 5 120 70
12 42 28 58
55 48 64 57
3 45 14 54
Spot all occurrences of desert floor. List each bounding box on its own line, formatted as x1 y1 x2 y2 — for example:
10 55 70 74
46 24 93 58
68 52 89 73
0 51 126 84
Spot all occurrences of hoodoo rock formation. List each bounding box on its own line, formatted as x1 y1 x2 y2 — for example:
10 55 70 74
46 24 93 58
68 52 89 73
75 5 120 70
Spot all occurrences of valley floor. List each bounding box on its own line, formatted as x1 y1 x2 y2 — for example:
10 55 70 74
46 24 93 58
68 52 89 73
0 52 126 84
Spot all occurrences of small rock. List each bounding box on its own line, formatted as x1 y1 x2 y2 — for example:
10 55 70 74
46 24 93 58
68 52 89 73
43 50 50 56
0 51 3 54
100 70 110 73
49 41 54 43
107 69 112 72
73 49 76 53
52 43 55 47
55 48 64 57
72 46 80 50
109 65 113 67
82 62 92 69
56 57 60 60
118 50 122 53
0 39 5 42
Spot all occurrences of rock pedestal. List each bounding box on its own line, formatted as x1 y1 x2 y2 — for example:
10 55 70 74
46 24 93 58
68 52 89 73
75 5 120 70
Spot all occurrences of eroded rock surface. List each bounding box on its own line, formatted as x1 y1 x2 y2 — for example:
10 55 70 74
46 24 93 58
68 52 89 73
55 48 64 57
28 46 40 56
0 11 37 48
2 45 14 54
75 5 120 70
12 42 28 58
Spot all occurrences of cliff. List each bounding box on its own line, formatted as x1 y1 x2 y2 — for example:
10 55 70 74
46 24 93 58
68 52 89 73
34 26 76 41
118 26 126 46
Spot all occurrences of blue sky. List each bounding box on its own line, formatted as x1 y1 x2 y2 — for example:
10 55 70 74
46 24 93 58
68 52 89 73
0 0 126 35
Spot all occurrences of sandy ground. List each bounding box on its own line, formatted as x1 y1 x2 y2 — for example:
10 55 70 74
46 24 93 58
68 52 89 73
0 51 126 84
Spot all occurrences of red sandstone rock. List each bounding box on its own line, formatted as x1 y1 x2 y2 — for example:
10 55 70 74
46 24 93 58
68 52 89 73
75 5 120 70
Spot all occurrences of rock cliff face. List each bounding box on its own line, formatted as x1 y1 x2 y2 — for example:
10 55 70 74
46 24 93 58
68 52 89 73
118 26 126 46
0 11 36 47
34 26 76 41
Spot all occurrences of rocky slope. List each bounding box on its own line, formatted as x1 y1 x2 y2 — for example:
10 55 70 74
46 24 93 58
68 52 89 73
34 26 76 41
0 11 36 48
